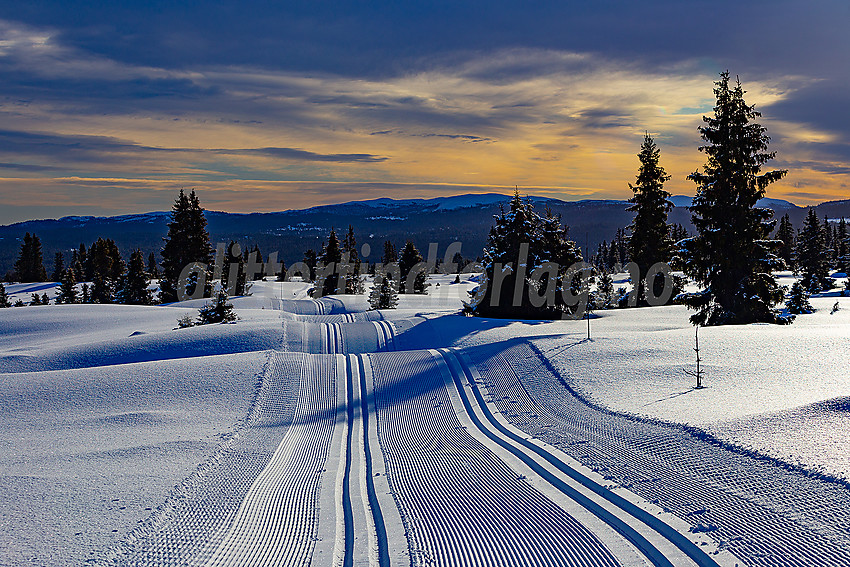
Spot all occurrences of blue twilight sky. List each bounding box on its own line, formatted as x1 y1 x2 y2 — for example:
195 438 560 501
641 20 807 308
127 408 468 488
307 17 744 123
0 1 848 223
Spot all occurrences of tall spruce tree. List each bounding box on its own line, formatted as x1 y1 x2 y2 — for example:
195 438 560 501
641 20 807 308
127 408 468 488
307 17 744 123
677 72 789 325
160 189 212 303
116 249 153 305
626 134 673 304
14 233 48 282
797 208 834 292
774 213 795 269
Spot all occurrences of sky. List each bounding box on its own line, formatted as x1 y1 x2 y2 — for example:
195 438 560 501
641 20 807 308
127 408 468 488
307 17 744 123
0 1 849 224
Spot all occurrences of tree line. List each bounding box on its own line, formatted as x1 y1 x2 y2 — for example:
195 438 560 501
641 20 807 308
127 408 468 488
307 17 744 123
469 71 847 325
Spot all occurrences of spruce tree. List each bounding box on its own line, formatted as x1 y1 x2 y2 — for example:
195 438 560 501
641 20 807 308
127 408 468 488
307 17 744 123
302 249 318 282
837 218 849 273
57 267 79 304
341 225 363 294
470 190 583 318
14 233 48 282
41 293 49 305
797 208 834 292
147 252 160 279
116 249 153 305
774 213 795 269
369 272 399 310
398 240 428 294
381 241 397 265
30 293 42 306
160 189 212 303
677 72 789 325
0 282 9 308
197 289 237 324
317 229 343 296
51 252 65 282
221 241 247 296
87 237 124 303
626 134 673 304
596 271 615 309
786 281 813 314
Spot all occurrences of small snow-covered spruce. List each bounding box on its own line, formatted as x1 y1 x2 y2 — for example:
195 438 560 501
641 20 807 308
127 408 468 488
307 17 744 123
0 282 11 308
786 281 813 315
626 133 674 305
596 272 615 309
369 273 398 310
176 313 195 329
13 299 24 307
676 72 789 325
196 289 238 324
796 208 834 293
56 267 79 304
30 293 42 306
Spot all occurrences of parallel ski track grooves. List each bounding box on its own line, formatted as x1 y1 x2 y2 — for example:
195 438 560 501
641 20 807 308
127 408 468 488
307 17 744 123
477 341 850 567
438 348 721 567
343 356 356 567
370 349 621 567
205 354 337 567
355 354 391 567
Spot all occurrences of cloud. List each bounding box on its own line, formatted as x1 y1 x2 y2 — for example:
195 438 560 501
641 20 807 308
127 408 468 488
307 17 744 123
0 129 388 165
0 12 848 222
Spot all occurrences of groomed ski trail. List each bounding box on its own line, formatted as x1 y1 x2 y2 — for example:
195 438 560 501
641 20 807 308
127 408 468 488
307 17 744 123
433 347 742 567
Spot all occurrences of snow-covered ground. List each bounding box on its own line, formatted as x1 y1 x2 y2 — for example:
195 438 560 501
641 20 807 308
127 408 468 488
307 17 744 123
1 272 849 566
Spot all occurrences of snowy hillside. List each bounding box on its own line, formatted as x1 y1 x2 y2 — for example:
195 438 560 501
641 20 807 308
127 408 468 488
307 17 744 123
2 275 849 566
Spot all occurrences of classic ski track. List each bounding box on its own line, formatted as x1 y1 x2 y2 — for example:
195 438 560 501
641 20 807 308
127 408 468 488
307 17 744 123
474 340 850 567
435 347 744 567
369 348 625 567
204 353 338 567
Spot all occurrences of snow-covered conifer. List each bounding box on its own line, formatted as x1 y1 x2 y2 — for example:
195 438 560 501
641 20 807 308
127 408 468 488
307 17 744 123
786 281 813 314
797 208 834 293
677 72 788 325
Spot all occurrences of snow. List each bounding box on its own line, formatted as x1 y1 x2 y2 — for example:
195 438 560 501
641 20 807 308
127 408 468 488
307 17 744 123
2 269 849 565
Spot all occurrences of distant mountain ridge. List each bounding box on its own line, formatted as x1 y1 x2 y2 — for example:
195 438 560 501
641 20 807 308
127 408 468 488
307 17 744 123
0 192 843 278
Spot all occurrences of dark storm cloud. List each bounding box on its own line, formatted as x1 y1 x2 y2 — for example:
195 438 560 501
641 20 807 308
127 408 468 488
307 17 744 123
0 129 388 164
763 79 850 147
8 1 848 79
